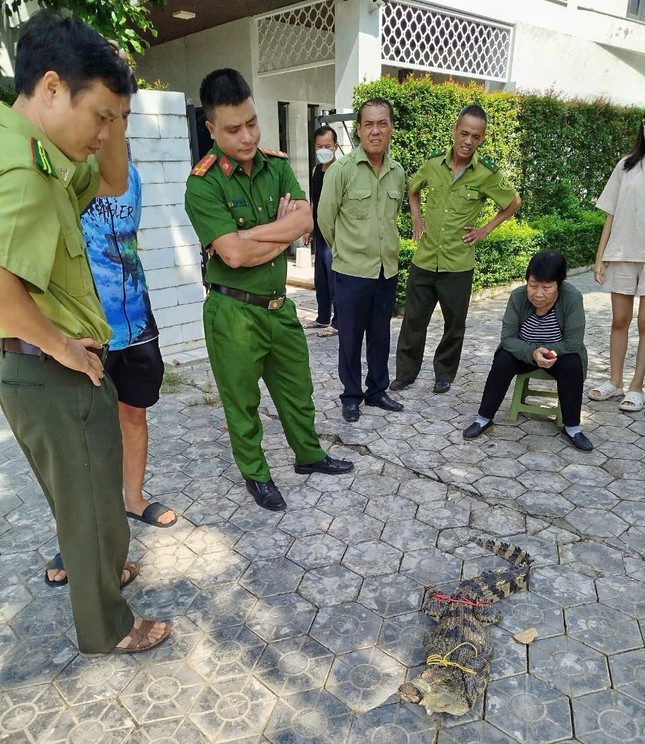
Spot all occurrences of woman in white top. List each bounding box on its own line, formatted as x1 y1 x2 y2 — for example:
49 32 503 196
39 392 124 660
590 118 645 412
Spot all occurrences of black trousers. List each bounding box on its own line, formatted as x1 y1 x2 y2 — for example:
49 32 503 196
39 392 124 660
395 263 474 383
313 236 337 327
335 268 397 404
479 348 584 427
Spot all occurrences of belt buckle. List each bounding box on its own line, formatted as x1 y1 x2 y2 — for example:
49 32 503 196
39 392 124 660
268 297 284 310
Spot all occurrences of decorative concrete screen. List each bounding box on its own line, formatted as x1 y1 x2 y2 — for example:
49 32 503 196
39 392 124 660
381 1 512 82
257 0 335 74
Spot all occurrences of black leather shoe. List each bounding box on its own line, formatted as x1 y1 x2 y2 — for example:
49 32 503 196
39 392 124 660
433 379 451 394
342 403 360 422
245 479 287 511
561 428 593 452
295 455 355 475
389 379 413 392
365 393 404 412
463 419 494 439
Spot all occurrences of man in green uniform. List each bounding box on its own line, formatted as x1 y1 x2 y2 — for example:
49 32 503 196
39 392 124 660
391 104 521 394
185 68 353 512
0 11 169 655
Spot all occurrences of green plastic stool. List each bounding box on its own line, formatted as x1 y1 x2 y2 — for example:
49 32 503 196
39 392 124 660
508 368 563 427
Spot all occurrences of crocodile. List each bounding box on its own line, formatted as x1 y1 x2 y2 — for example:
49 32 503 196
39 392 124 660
398 538 532 717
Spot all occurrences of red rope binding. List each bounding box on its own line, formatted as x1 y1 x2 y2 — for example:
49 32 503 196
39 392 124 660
432 591 493 608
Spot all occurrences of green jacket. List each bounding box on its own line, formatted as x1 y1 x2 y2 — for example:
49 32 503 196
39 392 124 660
500 281 587 378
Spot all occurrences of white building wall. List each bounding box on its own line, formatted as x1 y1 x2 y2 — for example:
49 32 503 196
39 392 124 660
128 90 204 357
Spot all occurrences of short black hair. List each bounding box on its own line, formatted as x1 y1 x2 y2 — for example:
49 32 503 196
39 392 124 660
526 250 567 287
357 98 394 125
14 10 133 99
200 69 252 119
314 125 337 144
457 104 488 128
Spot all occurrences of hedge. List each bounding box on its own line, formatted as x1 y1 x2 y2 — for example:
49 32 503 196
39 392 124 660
0 83 16 106
353 77 641 222
395 212 604 312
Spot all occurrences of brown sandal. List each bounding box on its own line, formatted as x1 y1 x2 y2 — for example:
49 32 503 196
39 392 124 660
120 561 140 589
112 619 171 654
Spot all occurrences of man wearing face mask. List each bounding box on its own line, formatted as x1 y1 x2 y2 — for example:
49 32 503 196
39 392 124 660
303 126 339 337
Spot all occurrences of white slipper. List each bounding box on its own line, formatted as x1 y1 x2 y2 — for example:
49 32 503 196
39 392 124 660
619 391 644 412
588 381 624 401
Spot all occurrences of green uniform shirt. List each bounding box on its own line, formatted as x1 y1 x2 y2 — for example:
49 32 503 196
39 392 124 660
185 143 306 297
317 146 405 280
410 147 517 273
0 104 108 341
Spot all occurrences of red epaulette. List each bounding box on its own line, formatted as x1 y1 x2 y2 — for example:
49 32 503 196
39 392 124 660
190 153 217 177
259 146 289 159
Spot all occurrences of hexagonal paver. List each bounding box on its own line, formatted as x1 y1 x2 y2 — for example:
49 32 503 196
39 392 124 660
416 499 471 529
53 655 137 706
595 576 644 620
120 661 205 723
239 558 304 597
347 702 437 742
566 507 629 538
328 511 384 543
531 635 610 697
498 591 564 639
124 718 211 743
186 583 256 633
486 673 573 742
189 624 266 683
235 528 295 561
278 507 333 538
470 505 526 535
559 540 625 577
398 478 448 505
254 635 333 696
437 719 518 743
351 474 401 498
326 647 405 713
399 547 463 585
565 603 642 654
475 476 527 502
184 550 250 589
608 648 644 705
381 519 439 552
364 495 418 522
38 700 136 742
358 573 423 617
572 689 643 744
298 564 362 607
612 499 645 526
561 484 619 509
517 490 574 517
0 685 65 742
341 539 403 578
0 634 78 688
287 533 347 569
264 689 353 743
191 675 276 742
378 611 434 667
310 602 382 654
530 565 597 607
490 625 527 680
316 492 367 516
246 593 317 643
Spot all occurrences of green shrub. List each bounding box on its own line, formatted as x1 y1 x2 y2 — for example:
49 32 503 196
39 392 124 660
0 83 16 106
395 213 603 311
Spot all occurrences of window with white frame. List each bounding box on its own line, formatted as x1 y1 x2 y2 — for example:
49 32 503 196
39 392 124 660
627 0 645 21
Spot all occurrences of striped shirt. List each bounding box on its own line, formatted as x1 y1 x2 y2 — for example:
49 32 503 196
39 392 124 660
518 307 563 344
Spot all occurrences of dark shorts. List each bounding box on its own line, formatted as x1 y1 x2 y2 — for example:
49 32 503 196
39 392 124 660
105 338 164 409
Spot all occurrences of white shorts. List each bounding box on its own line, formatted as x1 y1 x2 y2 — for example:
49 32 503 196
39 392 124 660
603 261 645 296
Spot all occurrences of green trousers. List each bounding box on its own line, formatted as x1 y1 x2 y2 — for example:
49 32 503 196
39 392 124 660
0 351 134 653
395 264 474 383
204 292 326 481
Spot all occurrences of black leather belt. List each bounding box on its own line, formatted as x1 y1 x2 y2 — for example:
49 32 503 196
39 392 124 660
1 337 109 363
210 284 286 310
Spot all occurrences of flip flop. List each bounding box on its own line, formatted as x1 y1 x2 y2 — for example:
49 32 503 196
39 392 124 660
126 501 177 528
317 326 338 337
619 391 644 412
44 553 67 587
303 320 329 329
45 556 140 588
588 381 624 401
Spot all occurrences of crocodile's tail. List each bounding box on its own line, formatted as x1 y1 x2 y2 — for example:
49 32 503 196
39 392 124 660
456 539 532 603
476 538 532 568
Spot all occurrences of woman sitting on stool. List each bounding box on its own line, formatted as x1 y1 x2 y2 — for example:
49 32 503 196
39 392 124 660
463 250 592 451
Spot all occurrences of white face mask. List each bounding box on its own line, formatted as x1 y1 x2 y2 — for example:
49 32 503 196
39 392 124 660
316 147 335 164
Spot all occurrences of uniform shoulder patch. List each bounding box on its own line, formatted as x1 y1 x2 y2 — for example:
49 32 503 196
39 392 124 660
30 137 57 178
190 153 217 177
480 155 499 173
428 149 446 159
259 146 289 159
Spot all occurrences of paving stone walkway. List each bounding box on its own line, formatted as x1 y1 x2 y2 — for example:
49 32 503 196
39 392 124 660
0 270 643 743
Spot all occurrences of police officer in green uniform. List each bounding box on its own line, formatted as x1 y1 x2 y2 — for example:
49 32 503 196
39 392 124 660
0 11 170 655
185 69 353 511
391 104 522 394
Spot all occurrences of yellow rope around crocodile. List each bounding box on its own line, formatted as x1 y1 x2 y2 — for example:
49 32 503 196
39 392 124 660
425 641 479 675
